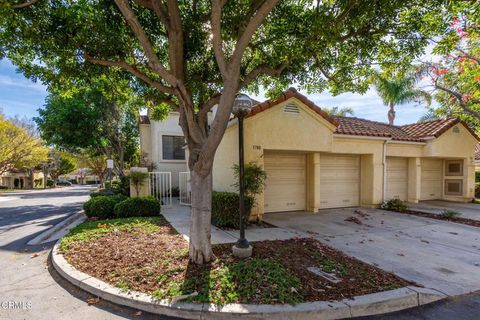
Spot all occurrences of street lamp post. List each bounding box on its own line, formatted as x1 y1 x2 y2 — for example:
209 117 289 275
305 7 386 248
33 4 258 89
232 93 253 258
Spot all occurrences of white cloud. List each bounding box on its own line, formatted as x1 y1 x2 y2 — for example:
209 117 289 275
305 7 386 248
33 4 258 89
0 75 47 93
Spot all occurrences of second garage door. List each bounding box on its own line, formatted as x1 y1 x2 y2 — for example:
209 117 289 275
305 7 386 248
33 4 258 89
264 153 306 213
386 157 408 201
421 159 443 200
320 154 360 209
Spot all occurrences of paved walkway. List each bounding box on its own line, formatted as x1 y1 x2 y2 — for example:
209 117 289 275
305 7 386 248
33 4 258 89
408 200 480 221
161 204 302 244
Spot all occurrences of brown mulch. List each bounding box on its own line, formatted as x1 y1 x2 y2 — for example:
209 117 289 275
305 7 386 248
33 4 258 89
396 210 480 228
63 222 414 304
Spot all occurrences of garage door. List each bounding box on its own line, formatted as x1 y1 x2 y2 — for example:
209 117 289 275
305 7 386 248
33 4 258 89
421 159 443 200
386 157 408 201
320 154 360 209
264 153 306 213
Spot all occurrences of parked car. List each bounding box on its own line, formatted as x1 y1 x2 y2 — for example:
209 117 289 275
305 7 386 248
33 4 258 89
56 180 72 186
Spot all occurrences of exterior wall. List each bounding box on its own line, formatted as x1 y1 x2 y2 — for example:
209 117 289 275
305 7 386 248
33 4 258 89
0 171 43 189
140 112 188 188
212 124 238 193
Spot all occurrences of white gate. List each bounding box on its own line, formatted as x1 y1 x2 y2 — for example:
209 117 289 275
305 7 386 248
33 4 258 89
179 172 191 206
149 172 172 207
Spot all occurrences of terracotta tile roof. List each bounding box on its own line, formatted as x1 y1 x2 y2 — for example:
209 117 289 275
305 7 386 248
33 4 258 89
476 143 480 161
139 115 150 124
247 87 339 127
246 88 480 143
400 118 459 139
332 116 424 141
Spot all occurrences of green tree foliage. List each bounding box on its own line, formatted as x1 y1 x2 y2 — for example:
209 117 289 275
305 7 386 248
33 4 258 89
46 150 77 183
34 77 140 174
373 71 431 125
0 0 450 263
323 106 354 117
0 113 48 175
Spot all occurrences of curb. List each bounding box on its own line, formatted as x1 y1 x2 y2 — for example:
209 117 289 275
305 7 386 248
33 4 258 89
28 211 86 245
52 242 447 320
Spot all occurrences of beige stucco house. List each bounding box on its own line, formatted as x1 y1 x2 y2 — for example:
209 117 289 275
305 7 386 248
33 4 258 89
0 169 44 189
140 88 479 218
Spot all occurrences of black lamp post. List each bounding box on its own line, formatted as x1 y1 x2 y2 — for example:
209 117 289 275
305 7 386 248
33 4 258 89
232 93 253 257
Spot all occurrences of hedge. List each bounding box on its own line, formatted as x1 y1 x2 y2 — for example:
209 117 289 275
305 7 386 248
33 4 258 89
476 183 480 199
114 196 160 218
83 194 127 219
211 192 253 229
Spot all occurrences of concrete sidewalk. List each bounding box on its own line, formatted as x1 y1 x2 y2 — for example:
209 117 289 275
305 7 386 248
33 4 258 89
408 200 480 221
161 204 303 244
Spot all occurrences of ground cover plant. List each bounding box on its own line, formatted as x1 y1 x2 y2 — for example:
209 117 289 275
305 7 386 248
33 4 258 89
60 217 413 305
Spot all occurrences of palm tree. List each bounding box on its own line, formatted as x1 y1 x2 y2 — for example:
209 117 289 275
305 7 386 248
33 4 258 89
323 106 355 117
373 71 432 125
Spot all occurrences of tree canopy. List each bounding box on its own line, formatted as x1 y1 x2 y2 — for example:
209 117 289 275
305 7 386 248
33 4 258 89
0 0 453 263
0 113 49 174
34 76 141 174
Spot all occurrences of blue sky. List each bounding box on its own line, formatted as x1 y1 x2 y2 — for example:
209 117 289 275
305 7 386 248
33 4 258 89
0 57 434 125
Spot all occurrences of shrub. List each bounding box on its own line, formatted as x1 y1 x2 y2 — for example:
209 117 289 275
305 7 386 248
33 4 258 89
232 162 267 204
211 192 253 228
46 179 55 187
90 189 118 198
476 183 480 199
380 198 409 213
440 209 461 219
83 194 127 219
476 171 480 183
114 196 160 218
0 186 8 190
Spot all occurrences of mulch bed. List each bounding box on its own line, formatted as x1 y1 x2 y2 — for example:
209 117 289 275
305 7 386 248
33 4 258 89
62 218 413 305
392 209 480 228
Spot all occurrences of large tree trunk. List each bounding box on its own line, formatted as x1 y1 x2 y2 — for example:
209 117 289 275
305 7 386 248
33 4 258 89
189 168 213 264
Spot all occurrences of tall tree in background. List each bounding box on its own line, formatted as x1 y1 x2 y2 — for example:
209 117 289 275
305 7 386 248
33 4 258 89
46 150 76 185
35 77 140 175
421 2 480 131
373 71 432 125
1 0 448 263
0 114 48 175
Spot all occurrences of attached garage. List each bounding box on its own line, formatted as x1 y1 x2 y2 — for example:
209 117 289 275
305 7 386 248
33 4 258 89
319 154 360 209
421 159 443 200
386 157 408 201
264 152 306 213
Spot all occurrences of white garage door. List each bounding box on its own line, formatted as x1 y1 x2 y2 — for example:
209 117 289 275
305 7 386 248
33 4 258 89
386 157 408 201
264 153 306 213
320 154 360 209
421 159 443 200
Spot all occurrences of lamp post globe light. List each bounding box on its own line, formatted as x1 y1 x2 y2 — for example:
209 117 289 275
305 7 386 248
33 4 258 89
232 93 254 258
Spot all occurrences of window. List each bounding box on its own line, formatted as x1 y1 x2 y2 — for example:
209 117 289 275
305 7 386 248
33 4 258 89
162 135 185 160
444 179 463 196
445 160 463 176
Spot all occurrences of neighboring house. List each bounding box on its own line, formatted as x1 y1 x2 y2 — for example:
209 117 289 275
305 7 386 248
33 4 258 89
140 88 479 219
139 112 188 188
476 143 480 172
0 169 44 189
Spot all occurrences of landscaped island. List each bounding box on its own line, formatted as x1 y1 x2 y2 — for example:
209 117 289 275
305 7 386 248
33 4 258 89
59 216 413 305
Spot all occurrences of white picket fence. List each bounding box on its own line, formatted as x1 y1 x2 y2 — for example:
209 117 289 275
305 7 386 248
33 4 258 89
149 172 172 207
179 171 191 206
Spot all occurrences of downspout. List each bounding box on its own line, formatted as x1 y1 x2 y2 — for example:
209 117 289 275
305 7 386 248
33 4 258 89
382 139 388 203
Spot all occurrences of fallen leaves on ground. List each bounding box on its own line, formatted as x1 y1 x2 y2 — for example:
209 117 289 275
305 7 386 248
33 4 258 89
87 297 100 305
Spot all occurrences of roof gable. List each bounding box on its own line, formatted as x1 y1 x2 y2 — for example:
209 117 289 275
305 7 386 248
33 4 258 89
247 88 338 127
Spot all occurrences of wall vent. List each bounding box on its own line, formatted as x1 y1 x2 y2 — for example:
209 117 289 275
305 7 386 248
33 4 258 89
283 103 300 114
444 179 463 196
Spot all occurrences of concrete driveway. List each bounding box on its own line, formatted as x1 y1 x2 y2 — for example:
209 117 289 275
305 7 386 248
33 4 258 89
263 207 480 297
408 200 480 221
